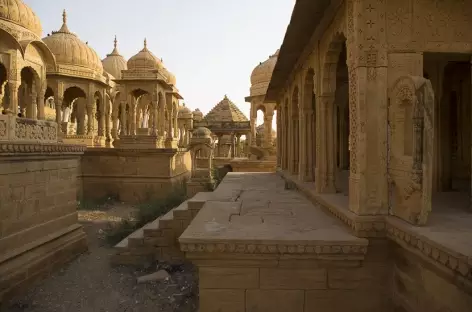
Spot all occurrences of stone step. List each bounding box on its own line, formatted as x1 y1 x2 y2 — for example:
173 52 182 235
158 210 176 229
172 201 191 220
142 217 163 237
187 192 213 211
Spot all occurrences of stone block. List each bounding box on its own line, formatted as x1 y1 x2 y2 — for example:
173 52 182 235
305 289 391 312
246 290 304 312
260 268 327 290
328 265 388 289
199 267 259 289
200 289 245 312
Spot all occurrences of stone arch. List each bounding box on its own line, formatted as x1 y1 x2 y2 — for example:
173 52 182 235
0 28 24 56
318 32 350 194
0 62 8 112
20 40 56 70
321 32 347 95
18 66 40 118
63 86 87 134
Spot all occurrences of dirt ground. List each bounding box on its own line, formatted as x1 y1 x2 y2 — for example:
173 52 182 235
4 207 199 312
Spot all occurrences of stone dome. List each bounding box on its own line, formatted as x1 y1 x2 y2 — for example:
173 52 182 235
102 36 127 79
193 127 212 138
127 38 163 72
193 108 203 122
161 65 176 85
256 123 277 138
42 10 103 74
0 0 42 37
250 49 280 97
178 104 192 119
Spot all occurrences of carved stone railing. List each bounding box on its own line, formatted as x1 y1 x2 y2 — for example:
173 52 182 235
0 115 58 144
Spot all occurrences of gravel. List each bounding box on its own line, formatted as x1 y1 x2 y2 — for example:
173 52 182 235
4 213 199 312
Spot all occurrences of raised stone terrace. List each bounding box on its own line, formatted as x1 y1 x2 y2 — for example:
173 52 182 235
179 173 393 312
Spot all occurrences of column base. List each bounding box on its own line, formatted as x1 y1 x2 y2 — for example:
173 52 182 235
93 136 106 147
165 138 178 149
119 135 164 149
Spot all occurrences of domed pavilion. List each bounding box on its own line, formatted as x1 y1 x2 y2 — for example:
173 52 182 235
0 0 56 120
113 39 183 149
42 10 110 147
245 49 279 149
194 95 250 158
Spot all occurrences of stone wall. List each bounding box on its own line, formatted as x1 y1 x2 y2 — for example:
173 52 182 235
80 148 191 203
195 239 393 312
0 144 87 301
392 244 472 312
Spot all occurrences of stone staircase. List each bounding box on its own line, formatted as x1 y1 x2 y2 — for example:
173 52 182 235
111 192 213 266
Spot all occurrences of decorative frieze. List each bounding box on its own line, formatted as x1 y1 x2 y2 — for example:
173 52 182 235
181 242 367 256
0 142 85 154
0 115 58 143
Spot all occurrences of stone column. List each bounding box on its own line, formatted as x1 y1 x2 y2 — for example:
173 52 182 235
55 97 63 135
86 98 95 135
159 97 166 137
301 105 314 182
120 101 127 136
276 104 282 168
216 134 222 157
77 98 86 135
28 89 37 119
316 94 336 193
111 104 118 139
99 103 106 137
153 100 159 136
264 112 274 148
7 81 19 115
37 86 45 120
167 107 173 139
250 117 257 146
236 134 241 157
231 133 236 158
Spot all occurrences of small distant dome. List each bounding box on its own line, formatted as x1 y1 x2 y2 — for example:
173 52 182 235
192 108 203 122
250 49 280 97
193 127 212 138
42 10 103 74
0 0 42 37
127 38 163 71
161 66 176 85
102 36 127 79
256 123 277 138
178 104 192 119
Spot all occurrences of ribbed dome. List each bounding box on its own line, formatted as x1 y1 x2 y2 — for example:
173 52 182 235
192 108 203 122
102 36 127 79
250 49 279 97
0 0 42 37
42 10 103 74
127 39 163 72
194 127 212 138
178 103 192 119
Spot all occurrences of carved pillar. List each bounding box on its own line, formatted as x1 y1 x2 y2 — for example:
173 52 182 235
264 111 274 149
301 105 314 182
346 0 389 215
159 96 166 136
152 100 159 136
120 101 127 136
99 102 106 137
298 103 307 180
281 104 288 170
7 81 19 115
37 85 46 120
276 104 282 168
315 95 335 193
86 98 94 135
28 88 37 119
230 133 236 158
167 107 173 139
236 134 241 157
55 97 63 136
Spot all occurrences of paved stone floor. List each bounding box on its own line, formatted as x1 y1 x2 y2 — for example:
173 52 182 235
181 172 366 248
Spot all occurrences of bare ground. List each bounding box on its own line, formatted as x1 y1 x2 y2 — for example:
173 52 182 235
4 206 199 312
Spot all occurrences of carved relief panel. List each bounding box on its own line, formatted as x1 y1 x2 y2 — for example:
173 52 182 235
388 76 435 225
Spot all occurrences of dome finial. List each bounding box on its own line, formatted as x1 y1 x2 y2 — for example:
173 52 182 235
144 38 147 49
55 9 72 34
114 35 117 49
224 94 228 100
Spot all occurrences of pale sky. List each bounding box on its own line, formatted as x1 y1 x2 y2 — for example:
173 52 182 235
26 0 294 127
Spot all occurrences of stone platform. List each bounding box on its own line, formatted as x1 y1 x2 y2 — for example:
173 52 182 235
180 173 393 312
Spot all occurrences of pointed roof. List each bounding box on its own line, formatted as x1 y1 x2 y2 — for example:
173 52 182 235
204 95 248 122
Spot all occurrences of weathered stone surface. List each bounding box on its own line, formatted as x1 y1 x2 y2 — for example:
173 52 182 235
200 289 245 312
246 290 304 312
136 270 170 284
199 267 259 289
